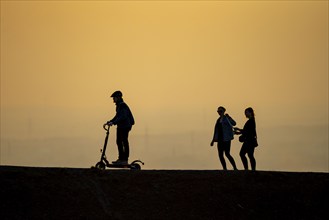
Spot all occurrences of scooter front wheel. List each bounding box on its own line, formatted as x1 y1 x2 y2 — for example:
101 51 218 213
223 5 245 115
95 161 106 170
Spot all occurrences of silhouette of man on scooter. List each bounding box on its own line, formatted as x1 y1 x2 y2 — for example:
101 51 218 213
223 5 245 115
106 91 135 165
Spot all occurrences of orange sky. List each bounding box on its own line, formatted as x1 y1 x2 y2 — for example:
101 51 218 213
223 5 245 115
1 1 328 171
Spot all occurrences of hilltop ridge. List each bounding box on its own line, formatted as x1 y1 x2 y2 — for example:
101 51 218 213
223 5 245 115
1 166 328 220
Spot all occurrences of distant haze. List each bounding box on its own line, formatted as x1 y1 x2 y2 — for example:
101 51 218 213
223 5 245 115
1 1 328 172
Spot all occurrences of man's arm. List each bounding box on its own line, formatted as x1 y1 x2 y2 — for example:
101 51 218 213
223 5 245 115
108 103 129 125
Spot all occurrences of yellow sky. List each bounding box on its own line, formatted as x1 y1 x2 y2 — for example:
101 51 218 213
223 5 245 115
1 1 328 171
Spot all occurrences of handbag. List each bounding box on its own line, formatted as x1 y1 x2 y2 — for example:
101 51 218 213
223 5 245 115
239 135 258 147
239 135 246 143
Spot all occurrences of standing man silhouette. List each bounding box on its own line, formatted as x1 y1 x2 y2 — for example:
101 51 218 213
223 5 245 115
106 91 135 165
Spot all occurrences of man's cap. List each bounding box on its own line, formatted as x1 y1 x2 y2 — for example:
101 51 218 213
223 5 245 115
111 90 123 98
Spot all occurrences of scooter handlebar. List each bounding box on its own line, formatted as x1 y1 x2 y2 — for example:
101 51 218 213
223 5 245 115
103 123 110 131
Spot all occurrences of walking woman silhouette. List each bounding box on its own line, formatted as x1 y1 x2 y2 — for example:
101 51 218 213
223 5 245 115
211 106 238 170
235 107 258 171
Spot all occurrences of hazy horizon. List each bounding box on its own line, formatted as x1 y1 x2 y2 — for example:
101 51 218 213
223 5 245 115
1 1 328 172
1 124 328 172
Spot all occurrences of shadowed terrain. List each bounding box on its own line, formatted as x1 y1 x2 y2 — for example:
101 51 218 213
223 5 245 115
1 166 328 220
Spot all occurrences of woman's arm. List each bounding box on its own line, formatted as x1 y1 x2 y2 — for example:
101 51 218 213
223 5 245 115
225 114 236 126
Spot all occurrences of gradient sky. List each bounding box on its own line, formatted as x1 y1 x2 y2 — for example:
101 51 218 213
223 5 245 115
1 1 328 172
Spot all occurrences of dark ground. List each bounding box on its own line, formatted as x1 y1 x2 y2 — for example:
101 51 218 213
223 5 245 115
0 166 328 220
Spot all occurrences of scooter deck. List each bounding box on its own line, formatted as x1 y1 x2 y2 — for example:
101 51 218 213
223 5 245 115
107 163 132 168
107 161 143 169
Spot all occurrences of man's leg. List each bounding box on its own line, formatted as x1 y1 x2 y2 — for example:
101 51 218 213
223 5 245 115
121 128 130 161
116 128 125 161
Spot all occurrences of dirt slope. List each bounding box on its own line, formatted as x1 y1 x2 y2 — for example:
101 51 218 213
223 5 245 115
1 166 328 220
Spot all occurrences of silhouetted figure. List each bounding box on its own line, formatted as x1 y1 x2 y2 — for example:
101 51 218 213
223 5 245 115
235 107 258 171
106 91 135 165
211 106 238 170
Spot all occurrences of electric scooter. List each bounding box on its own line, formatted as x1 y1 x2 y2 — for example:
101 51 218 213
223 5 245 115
92 124 144 170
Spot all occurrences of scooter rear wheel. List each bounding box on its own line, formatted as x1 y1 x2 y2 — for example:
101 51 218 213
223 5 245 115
95 161 106 170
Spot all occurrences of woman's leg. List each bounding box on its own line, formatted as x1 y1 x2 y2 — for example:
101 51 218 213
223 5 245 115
223 141 237 170
217 143 227 170
239 144 249 170
247 147 256 171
